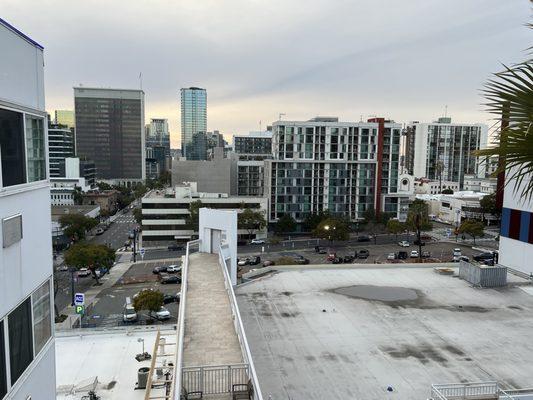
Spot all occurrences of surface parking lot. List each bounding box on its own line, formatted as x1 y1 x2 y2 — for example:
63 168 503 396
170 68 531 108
84 260 182 328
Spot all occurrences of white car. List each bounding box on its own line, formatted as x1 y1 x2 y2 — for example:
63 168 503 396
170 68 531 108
453 248 462 262
251 238 266 245
123 305 137 322
151 306 170 320
410 250 419 258
77 268 91 277
387 253 396 260
398 241 410 247
166 264 181 273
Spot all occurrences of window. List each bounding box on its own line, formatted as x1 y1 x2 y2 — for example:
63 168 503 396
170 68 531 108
32 281 52 354
0 108 26 186
0 320 6 399
8 298 33 385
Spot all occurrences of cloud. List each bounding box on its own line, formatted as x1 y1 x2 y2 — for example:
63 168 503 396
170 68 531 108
2 0 530 146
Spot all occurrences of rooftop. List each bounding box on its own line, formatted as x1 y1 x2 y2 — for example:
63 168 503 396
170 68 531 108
51 204 100 219
236 266 533 400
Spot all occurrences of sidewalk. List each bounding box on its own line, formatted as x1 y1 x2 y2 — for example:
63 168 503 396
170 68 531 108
56 260 133 330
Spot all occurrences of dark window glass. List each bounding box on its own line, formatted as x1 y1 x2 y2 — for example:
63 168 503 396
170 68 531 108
8 298 34 385
0 108 26 186
0 320 6 398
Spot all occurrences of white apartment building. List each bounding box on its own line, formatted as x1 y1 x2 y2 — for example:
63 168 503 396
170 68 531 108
266 117 414 224
141 182 267 243
463 174 497 194
414 178 460 195
0 18 55 400
405 118 488 187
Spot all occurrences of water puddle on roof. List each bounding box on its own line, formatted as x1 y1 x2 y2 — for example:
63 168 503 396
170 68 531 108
333 285 419 302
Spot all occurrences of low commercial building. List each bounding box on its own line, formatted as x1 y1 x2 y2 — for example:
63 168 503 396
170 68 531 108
463 174 497 194
414 178 460 195
141 182 267 243
50 177 90 205
171 147 238 195
82 190 119 214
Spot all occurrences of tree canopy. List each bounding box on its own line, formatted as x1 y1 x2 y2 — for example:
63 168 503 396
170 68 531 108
406 199 433 232
238 207 266 236
59 214 99 241
458 220 484 244
187 200 203 232
479 193 501 218
302 211 330 232
133 289 164 314
441 188 454 194
386 219 404 239
274 213 296 234
312 217 350 241
64 243 115 270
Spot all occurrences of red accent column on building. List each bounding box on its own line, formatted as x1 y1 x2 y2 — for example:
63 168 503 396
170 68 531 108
368 117 385 218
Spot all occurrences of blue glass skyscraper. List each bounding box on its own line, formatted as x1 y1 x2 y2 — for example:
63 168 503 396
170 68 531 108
180 87 207 160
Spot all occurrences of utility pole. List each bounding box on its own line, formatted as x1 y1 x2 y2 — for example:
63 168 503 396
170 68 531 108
133 228 138 262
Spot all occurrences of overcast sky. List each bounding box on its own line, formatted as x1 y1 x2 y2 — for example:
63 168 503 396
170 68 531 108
3 0 531 147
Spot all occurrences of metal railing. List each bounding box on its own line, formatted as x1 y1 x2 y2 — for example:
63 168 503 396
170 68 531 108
431 381 500 399
182 364 250 395
173 239 200 400
218 243 263 400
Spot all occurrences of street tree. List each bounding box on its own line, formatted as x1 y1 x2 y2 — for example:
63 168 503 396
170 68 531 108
274 214 296 234
238 207 266 238
187 200 203 233
479 193 501 221
386 219 404 240
59 214 98 242
458 220 484 245
97 181 112 190
133 207 143 225
133 289 164 318
406 199 433 258
64 243 116 284
302 211 330 232
362 206 376 223
313 218 349 241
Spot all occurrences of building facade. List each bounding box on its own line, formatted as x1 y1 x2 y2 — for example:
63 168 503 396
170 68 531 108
48 123 75 177
0 17 55 400
141 183 267 242
54 109 74 128
233 131 273 197
145 118 170 175
405 118 488 187
463 175 497 194
74 87 145 185
180 87 207 160
206 130 225 160
265 117 412 224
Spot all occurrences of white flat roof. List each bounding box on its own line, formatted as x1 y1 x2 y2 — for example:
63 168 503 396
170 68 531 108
56 328 174 400
236 267 533 399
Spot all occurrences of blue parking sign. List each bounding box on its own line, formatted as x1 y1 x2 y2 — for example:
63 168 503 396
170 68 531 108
74 293 85 305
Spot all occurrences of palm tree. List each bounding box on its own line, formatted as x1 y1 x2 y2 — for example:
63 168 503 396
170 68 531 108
475 60 533 200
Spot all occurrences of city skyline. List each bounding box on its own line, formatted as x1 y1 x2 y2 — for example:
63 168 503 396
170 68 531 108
3 0 531 148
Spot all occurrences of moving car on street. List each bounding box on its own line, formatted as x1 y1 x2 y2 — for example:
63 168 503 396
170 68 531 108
398 241 410 247
473 252 495 262
168 243 184 251
77 268 91 277
357 235 371 242
250 238 266 245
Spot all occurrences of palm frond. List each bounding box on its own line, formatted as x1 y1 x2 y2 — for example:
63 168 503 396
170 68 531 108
474 60 533 201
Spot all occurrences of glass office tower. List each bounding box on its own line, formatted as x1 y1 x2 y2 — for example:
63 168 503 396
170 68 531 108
180 87 207 160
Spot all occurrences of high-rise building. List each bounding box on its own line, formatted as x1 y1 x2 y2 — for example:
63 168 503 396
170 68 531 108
54 109 75 128
145 118 170 175
233 131 272 196
74 87 145 185
265 117 413 224
48 123 75 177
404 118 488 187
0 17 56 399
206 130 226 160
180 87 207 160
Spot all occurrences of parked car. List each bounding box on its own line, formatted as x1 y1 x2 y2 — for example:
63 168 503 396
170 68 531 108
452 248 462 262
57 264 69 272
326 252 337 262
77 268 91 277
315 246 327 254
458 255 470 262
331 257 343 264
483 259 495 266
152 265 168 274
160 274 181 284
397 251 408 260
422 251 431 258
410 250 419 258
357 235 371 242
95 228 105 235
168 243 184 251
473 252 494 262
286 253 309 265
398 241 410 247
163 294 180 304
249 256 261 266
357 249 370 259
150 306 171 320
387 253 396 260
166 264 182 273
123 300 138 323
343 255 355 263
413 239 425 246
250 238 266 245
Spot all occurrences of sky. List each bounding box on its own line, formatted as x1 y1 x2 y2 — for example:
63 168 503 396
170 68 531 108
3 0 531 147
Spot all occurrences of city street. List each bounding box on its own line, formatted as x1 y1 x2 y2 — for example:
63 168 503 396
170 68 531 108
83 260 181 328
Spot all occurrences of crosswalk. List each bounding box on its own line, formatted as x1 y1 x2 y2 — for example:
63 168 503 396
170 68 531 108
114 215 136 224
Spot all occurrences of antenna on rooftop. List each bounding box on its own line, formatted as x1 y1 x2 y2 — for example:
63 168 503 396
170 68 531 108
279 113 286 121
444 105 448 118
